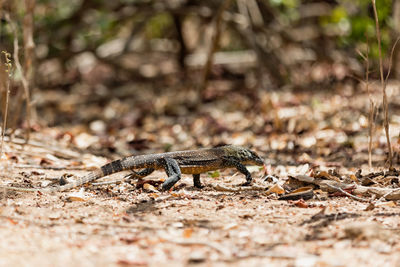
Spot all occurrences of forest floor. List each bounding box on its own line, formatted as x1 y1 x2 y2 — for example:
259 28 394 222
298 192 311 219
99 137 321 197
1 80 400 266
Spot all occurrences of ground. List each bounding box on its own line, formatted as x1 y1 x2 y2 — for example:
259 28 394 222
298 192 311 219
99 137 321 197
1 173 400 266
1 82 400 267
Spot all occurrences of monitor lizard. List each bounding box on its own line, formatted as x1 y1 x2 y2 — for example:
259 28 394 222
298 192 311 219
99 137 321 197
0 145 264 193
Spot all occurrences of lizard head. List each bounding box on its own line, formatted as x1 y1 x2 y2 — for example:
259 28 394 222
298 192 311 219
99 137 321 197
224 145 264 166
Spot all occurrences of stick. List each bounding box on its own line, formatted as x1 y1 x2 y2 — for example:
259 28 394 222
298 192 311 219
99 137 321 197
198 0 232 99
325 183 371 203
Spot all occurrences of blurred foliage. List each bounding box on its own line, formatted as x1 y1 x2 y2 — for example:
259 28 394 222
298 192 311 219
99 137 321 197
145 13 173 39
2 0 394 57
269 0 300 21
2 1 394 52
321 0 393 57
0 0 397 91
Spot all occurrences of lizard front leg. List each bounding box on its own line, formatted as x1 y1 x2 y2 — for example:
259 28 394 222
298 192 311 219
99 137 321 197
161 158 182 191
225 159 253 186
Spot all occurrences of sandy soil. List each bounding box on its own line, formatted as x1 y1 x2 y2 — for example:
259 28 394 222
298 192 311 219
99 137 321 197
1 166 400 267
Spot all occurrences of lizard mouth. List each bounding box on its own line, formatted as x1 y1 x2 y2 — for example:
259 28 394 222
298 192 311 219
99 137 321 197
253 156 264 165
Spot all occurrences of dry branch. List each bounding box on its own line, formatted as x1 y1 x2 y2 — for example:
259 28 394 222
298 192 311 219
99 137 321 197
198 0 232 98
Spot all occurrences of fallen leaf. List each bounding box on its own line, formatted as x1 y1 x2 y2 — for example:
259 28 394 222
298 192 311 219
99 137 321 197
116 259 148 266
349 174 358 182
7 218 18 225
278 186 313 200
143 183 158 193
376 201 396 207
66 189 87 201
66 195 86 202
48 213 62 220
266 184 285 195
183 228 193 238
292 199 309 208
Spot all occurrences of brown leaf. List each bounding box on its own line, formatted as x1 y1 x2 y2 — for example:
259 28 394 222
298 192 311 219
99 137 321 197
183 228 193 238
292 199 309 208
266 184 285 195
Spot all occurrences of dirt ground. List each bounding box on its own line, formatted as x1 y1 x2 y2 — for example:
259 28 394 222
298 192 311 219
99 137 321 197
1 162 400 267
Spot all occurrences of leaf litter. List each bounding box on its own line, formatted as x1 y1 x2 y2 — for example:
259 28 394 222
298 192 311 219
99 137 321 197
1 82 400 266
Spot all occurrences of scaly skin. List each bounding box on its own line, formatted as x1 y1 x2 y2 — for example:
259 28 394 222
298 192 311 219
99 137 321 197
0 145 264 192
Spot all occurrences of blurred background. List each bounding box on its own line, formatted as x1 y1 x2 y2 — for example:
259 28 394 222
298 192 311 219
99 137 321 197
0 0 399 166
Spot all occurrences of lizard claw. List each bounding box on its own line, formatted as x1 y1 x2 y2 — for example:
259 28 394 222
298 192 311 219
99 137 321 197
161 181 174 191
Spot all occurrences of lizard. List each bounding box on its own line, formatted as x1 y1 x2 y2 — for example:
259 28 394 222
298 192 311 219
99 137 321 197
0 145 264 193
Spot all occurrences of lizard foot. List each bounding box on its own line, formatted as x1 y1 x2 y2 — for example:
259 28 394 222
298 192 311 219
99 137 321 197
194 184 205 189
241 181 252 186
161 181 174 191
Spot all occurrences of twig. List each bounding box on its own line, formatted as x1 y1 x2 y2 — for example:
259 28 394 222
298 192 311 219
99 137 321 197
211 183 266 192
372 0 393 169
12 164 87 170
375 187 400 203
384 37 400 82
91 180 124 186
325 183 371 202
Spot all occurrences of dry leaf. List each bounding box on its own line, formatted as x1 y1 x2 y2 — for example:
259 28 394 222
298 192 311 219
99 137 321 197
292 199 309 208
66 189 87 201
266 184 285 195
349 174 358 182
183 228 193 238
143 183 158 193
376 201 396 207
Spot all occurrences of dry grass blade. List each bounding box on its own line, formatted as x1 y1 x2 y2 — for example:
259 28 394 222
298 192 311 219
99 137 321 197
362 34 375 168
5 13 32 144
0 51 12 159
22 0 36 142
371 0 393 169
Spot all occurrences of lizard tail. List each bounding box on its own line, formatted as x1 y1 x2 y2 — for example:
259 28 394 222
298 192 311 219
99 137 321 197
0 169 104 193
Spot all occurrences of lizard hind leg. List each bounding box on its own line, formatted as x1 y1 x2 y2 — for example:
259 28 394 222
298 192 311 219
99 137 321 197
161 158 182 191
192 174 204 188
